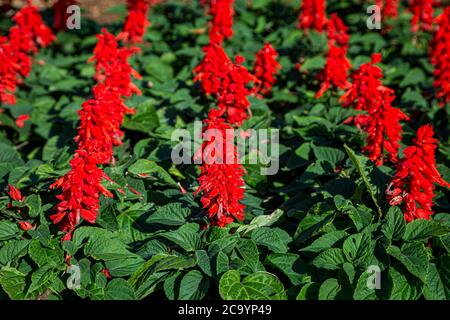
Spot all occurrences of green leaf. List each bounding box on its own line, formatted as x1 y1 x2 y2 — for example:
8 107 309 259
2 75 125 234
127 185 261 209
236 239 259 272
0 221 19 241
318 278 340 300
195 250 212 277
296 282 320 300
388 266 423 300
0 240 30 265
28 266 57 294
24 194 42 218
399 68 426 87
312 248 346 270
219 270 286 300
386 243 429 282
344 145 382 218
312 145 345 168
0 267 26 299
0 142 24 165
28 240 64 268
128 159 177 186
343 233 371 265
403 219 448 242
160 223 201 252
105 279 136 300
236 209 284 234
179 270 207 300
265 253 307 286
423 263 446 300
251 227 292 253
146 203 190 226
122 101 159 133
382 206 406 241
300 230 348 252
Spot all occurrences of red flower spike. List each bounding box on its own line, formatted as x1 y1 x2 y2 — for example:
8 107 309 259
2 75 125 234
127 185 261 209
387 125 450 221
194 116 246 227
101 268 112 279
340 53 408 165
316 14 352 97
430 7 450 106
15 114 30 128
361 88 409 165
208 0 235 44
326 13 350 48
409 0 434 32
119 0 158 44
53 0 78 31
252 43 282 95
13 2 55 49
50 151 113 237
0 3 54 105
18 221 33 231
316 45 351 98
297 0 328 33
194 44 257 125
7 184 23 202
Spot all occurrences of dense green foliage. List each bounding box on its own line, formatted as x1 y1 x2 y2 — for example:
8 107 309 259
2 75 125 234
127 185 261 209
0 0 449 300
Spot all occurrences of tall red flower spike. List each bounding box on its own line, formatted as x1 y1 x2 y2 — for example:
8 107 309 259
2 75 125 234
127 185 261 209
208 0 235 44
360 88 409 165
376 0 399 19
194 116 245 227
51 27 143 239
50 151 113 240
12 1 55 49
119 0 157 44
297 0 328 33
215 55 258 126
252 43 282 95
386 125 450 221
0 2 54 104
194 44 257 125
53 0 78 31
340 53 408 165
316 45 351 98
340 53 384 112
430 7 450 107
409 0 434 32
193 43 232 96
316 14 351 98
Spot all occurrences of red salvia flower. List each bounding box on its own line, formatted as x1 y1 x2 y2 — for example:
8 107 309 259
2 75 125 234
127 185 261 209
50 151 113 239
430 7 450 106
13 1 55 49
15 114 30 128
340 53 384 111
194 44 257 125
18 221 33 231
326 13 350 48
386 125 450 221
409 0 434 32
316 14 351 98
7 184 23 202
119 0 159 44
297 0 328 33
383 0 399 18
194 116 245 227
252 43 282 95
193 43 232 96
361 88 409 165
215 55 258 125
316 45 351 98
208 0 235 44
89 29 142 97
340 53 408 165
0 2 54 105
53 0 78 31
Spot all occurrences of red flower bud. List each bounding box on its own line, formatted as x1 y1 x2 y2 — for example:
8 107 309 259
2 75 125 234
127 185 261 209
7 184 23 201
